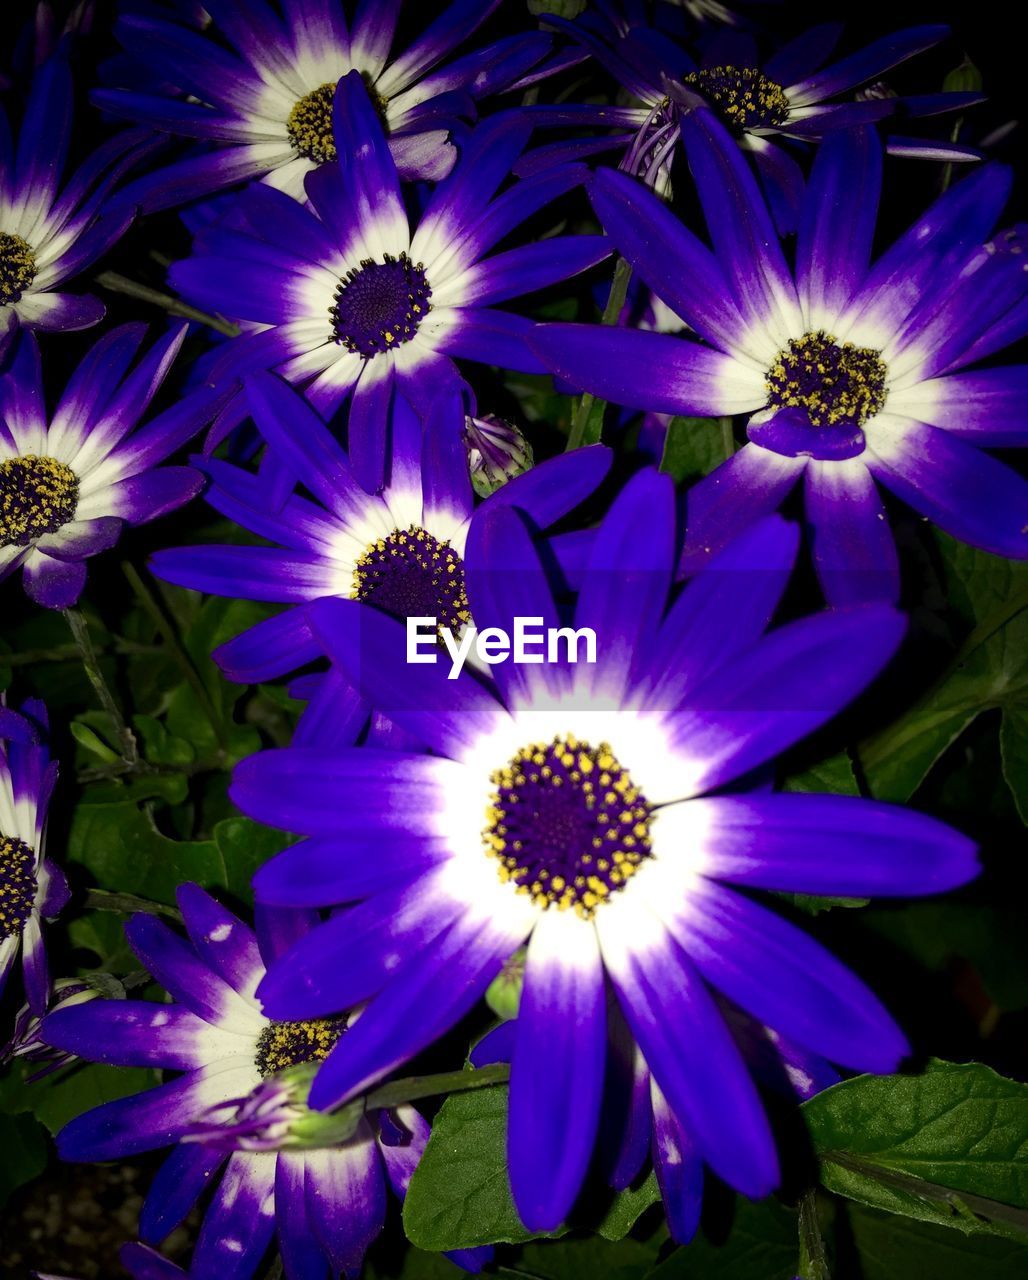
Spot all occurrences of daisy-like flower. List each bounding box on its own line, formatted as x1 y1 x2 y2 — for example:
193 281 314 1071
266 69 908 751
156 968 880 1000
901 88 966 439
533 116 1028 605
469 997 840 1243
1 975 103 1080
1 698 66 1015
1 47 149 358
43 885 491 1279
0 324 225 608
97 0 554 209
169 71 610 490
527 11 981 223
149 372 609 704
233 473 977 1231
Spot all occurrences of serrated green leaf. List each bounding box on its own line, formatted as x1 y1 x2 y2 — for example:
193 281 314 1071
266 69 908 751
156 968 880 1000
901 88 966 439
0 1111 48 1207
659 416 731 485
645 1197 798 1279
849 1204 1028 1280
803 1060 1028 1239
403 1082 561 1249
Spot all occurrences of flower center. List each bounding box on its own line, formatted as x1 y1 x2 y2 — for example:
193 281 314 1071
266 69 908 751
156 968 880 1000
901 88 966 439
0 455 79 547
286 83 337 163
254 1017 345 1078
681 65 789 130
0 232 36 305
484 735 653 918
0 834 37 941
330 254 432 358
352 526 470 639
766 331 888 428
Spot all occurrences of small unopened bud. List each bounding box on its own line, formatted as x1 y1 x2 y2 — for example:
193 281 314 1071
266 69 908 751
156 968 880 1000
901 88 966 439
486 947 525 1021
856 81 897 102
8 977 111 1080
943 58 983 95
183 1063 365 1151
464 415 534 498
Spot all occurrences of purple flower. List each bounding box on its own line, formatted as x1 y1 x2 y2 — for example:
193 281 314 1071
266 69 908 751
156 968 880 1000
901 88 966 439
168 71 610 490
533 116 1028 605
1 975 104 1080
98 0 554 209
0 698 66 1016
233 471 977 1231
0 47 150 358
44 886 490 1279
149 373 609 709
0 324 224 608
526 11 981 224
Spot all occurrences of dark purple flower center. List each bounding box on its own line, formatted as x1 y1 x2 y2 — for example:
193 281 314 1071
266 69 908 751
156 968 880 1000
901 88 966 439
682 65 789 131
0 232 36 306
331 253 432 358
353 526 470 639
0 455 79 548
255 1017 345 1077
484 735 653 918
0 834 36 941
766 331 888 428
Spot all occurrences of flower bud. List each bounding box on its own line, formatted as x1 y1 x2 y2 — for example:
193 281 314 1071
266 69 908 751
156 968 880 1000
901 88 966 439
464 415 534 498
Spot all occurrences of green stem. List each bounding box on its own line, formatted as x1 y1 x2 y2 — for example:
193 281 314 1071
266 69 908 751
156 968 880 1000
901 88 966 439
83 888 183 922
95 270 240 337
123 561 230 753
797 1187 831 1280
720 416 736 461
364 1062 510 1112
64 608 139 765
565 256 633 451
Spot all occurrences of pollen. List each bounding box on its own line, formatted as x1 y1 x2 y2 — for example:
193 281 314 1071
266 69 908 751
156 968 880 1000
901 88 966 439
766 330 888 428
682 65 789 131
0 232 36 305
0 834 37 941
286 83 338 163
330 253 432 358
483 735 654 919
0 455 79 548
254 1017 346 1078
353 525 470 639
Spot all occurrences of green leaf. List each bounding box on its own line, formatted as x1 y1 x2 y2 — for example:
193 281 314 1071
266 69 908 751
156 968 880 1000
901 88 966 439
529 0 587 18
659 416 732 485
942 57 983 94
0 1111 48 1208
403 1082 560 1249
596 1170 661 1241
2 1060 154 1136
519 1233 663 1279
646 1197 798 1279
68 800 229 905
213 815 296 903
782 751 860 797
859 536 1028 806
849 1204 1028 1280
803 1060 1028 1239
70 719 121 763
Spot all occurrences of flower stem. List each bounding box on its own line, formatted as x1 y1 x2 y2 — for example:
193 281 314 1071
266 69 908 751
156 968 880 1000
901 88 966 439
364 1062 511 1112
64 607 139 765
95 270 240 337
83 888 183 922
565 255 633 451
797 1187 832 1280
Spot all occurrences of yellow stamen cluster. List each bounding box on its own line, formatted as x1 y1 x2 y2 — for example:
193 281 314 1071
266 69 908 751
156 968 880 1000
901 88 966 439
0 232 36 305
352 525 470 638
766 330 888 428
682 65 790 130
254 1017 345 1078
484 734 653 919
0 455 79 548
0 834 36 941
286 83 338 163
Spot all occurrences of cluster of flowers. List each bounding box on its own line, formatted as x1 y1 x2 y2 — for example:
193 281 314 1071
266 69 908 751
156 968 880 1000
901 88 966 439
2 1 1025 1277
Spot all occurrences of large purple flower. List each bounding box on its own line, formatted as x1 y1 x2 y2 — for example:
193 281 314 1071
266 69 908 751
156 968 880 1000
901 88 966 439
44 886 490 1280
232 470 977 1231
169 71 610 490
0 324 224 608
526 9 981 223
0 698 66 1016
0 47 149 358
533 115 1028 605
98 0 553 209
149 372 610 704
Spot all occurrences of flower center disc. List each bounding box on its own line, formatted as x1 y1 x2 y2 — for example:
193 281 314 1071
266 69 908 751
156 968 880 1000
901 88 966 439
286 83 337 163
353 525 470 637
766 330 888 427
0 834 37 940
0 455 79 547
331 254 432 358
484 735 653 917
254 1017 345 1077
0 232 36 305
682 65 789 130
